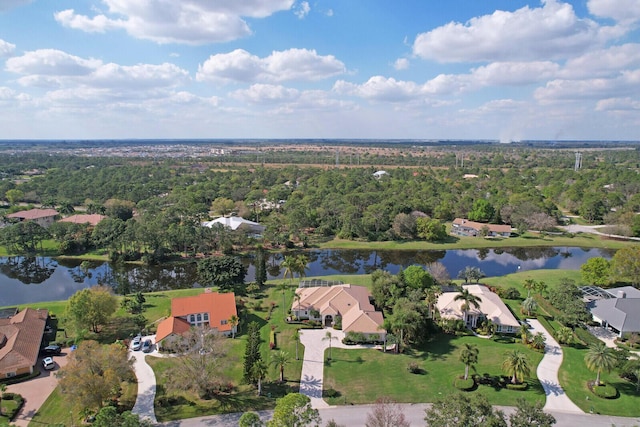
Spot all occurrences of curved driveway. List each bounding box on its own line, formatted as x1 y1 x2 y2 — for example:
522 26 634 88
130 334 159 424
527 318 583 413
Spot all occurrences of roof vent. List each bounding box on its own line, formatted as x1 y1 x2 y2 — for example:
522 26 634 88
617 291 626 299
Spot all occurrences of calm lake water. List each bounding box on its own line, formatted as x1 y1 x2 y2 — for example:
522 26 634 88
0 247 615 306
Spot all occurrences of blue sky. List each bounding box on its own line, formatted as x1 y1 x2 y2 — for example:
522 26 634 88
1 0 639 140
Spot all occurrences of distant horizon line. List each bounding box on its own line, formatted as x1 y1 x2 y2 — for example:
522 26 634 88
1 138 639 144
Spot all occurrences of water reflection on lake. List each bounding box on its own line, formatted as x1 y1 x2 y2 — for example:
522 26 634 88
0 247 614 306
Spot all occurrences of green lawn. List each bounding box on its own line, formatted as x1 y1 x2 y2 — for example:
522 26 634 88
323 334 545 407
147 280 309 422
482 269 583 298
30 381 137 426
559 346 640 416
317 229 633 251
0 399 20 426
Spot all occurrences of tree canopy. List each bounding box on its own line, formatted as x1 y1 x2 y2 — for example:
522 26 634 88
66 286 118 333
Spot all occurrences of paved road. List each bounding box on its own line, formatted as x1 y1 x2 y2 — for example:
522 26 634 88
161 403 640 427
130 334 159 425
7 351 68 427
528 318 583 413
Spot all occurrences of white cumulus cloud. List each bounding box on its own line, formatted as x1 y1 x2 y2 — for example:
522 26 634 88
413 0 609 63
535 69 640 103
6 49 102 77
230 84 300 104
394 58 409 70
54 0 295 45
0 39 16 56
596 97 640 111
334 76 424 102
294 1 310 19
588 0 640 24
196 48 345 83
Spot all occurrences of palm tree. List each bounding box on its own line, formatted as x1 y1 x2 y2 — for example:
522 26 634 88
556 326 573 345
585 342 617 385
523 279 537 298
454 288 482 326
276 281 288 316
459 343 479 380
293 329 301 360
531 332 546 350
423 285 442 319
252 360 268 396
228 314 239 339
502 350 531 384
281 256 296 284
292 254 309 279
270 350 291 382
323 330 337 361
0 383 6 415
520 326 532 345
521 297 537 316
457 266 485 284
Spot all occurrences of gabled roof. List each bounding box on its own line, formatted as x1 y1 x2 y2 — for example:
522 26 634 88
436 284 519 327
171 291 237 334
294 285 385 334
7 209 58 220
452 218 512 234
59 214 106 226
590 298 640 333
156 316 191 342
0 308 48 374
202 216 265 232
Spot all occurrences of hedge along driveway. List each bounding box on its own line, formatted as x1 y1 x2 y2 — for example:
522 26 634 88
322 334 544 407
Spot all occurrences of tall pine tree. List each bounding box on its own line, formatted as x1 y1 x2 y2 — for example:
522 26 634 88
255 246 267 287
243 321 262 383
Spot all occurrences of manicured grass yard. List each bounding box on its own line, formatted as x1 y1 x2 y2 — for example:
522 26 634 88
0 399 20 426
559 345 640 416
148 281 309 421
323 334 544 407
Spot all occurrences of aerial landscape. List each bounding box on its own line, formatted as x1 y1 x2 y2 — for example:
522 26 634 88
1 1 640 427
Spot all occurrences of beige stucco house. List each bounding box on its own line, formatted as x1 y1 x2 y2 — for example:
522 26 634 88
7 209 58 228
292 284 386 340
436 284 520 333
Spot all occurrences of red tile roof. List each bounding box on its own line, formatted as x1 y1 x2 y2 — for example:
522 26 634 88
0 308 48 375
59 214 106 226
155 316 191 342
170 292 237 333
7 209 58 220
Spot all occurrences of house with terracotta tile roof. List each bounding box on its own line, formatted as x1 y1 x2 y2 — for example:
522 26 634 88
155 291 238 345
292 284 386 340
451 218 512 238
0 308 49 378
436 284 520 333
6 209 58 228
59 214 106 226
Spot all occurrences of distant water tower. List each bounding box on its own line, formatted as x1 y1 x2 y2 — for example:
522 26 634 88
574 152 582 171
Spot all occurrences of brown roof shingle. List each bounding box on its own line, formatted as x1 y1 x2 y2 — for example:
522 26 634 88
0 308 48 375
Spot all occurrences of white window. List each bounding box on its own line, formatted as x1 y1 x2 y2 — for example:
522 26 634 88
189 314 195 323
221 319 227 325
6 372 16 378
204 313 209 321
197 314 202 322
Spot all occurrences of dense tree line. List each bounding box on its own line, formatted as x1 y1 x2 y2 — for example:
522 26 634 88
2 147 640 260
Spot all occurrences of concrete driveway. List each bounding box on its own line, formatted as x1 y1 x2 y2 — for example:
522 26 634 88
7 351 68 427
130 334 159 425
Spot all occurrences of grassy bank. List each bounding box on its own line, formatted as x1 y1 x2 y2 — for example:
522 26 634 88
316 231 632 251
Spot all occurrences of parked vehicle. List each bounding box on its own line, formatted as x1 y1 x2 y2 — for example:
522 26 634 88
131 336 142 351
42 357 55 370
41 345 62 356
141 339 153 353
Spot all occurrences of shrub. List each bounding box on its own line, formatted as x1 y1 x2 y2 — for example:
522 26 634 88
269 329 277 349
407 362 421 374
323 388 340 398
590 382 618 399
506 383 529 391
454 377 475 391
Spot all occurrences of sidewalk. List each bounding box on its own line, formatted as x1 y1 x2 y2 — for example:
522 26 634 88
527 318 583 413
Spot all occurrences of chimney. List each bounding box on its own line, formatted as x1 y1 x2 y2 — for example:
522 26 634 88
617 290 626 299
